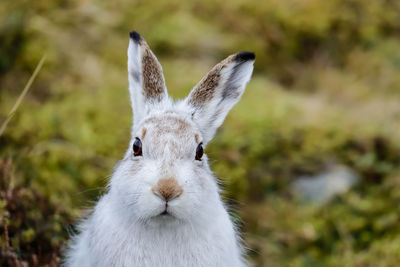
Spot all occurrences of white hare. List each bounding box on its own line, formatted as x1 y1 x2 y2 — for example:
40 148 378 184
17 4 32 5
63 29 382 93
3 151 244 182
65 31 255 267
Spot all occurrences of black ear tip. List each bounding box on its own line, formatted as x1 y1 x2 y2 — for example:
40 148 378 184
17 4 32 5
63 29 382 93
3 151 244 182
129 31 142 42
235 51 255 61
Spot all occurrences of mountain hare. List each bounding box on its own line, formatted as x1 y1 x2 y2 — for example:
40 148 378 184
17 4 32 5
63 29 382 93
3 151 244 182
65 31 255 267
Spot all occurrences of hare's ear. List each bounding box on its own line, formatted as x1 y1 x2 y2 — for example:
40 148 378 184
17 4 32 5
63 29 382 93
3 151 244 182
127 31 168 128
183 52 255 144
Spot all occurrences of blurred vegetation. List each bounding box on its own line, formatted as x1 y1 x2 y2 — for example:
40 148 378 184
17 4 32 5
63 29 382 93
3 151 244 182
1 0 400 266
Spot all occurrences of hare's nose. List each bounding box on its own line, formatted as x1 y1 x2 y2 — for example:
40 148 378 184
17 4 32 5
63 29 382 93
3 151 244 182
151 177 183 202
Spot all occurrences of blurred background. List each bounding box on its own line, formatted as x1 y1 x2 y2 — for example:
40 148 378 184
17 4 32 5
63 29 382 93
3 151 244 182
1 0 400 266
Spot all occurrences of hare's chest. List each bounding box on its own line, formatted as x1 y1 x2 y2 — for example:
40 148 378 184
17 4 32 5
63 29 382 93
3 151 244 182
78 196 243 266
89 226 219 266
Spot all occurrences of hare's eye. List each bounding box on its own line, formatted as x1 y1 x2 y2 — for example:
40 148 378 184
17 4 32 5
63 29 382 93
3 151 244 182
195 143 203 161
133 138 142 156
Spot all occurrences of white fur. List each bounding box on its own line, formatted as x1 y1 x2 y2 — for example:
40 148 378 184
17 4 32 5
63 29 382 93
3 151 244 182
65 33 254 267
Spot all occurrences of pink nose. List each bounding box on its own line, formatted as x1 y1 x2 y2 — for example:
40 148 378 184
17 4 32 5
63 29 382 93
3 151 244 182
151 177 183 201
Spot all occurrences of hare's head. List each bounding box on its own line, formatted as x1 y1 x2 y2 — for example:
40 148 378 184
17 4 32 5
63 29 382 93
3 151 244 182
110 31 254 226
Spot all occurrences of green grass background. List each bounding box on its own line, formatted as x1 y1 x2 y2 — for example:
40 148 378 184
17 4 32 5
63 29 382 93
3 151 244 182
1 0 400 266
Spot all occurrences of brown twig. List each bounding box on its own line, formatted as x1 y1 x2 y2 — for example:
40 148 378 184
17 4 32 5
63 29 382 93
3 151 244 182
0 55 46 137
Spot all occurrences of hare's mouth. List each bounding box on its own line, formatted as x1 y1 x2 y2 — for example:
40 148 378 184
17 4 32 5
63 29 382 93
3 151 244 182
155 211 175 220
158 203 172 217
153 203 178 220
160 210 169 216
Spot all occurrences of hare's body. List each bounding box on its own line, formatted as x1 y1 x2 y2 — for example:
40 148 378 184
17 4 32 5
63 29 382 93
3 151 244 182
65 31 254 267
67 193 242 266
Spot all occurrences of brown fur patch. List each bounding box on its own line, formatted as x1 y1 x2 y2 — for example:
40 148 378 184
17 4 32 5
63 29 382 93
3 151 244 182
195 134 199 143
188 54 235 106
144 115 190 135
141 42 165 101
141 128 147 138
152 177 183 201
140 114 197 160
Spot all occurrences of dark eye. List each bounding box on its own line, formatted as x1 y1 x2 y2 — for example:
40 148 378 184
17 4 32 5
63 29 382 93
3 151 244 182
133 138 142 156
195 143 204 161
